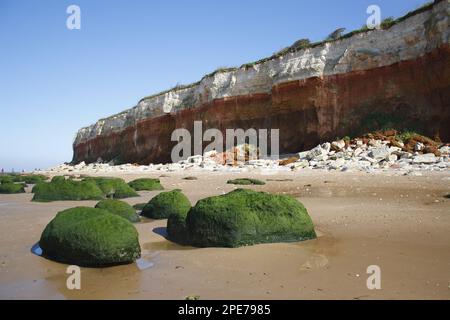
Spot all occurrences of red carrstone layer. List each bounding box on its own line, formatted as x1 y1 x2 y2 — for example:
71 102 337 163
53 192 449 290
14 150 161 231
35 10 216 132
73 45 450 164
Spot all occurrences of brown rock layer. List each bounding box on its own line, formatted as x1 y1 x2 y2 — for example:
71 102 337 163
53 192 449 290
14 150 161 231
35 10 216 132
73 45 450 165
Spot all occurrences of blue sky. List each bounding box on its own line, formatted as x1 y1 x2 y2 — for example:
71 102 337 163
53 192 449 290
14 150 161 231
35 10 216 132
0 0 429 171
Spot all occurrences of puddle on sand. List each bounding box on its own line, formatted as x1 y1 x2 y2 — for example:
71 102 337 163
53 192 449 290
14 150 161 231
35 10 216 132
31 242 42 256
135 258 155 270
143 240 195 251
295 229 339 272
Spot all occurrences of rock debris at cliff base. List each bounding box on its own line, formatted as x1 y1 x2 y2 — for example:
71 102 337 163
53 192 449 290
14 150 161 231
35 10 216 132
40 134 450 176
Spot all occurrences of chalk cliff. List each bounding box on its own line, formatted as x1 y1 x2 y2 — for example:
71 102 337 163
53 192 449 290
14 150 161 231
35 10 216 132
73 0 450 164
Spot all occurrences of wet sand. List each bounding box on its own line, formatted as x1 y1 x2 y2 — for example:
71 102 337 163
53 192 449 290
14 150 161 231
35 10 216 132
0 170 449 299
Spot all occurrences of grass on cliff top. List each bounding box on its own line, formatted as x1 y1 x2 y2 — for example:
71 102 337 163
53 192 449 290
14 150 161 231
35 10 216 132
136 2 437 105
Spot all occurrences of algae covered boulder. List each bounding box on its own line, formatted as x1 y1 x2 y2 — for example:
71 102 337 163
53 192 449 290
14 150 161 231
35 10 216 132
141 189 191 219
32 179 104 202
84 177 138 199
128 178 164 191
19 174 48 184
0 182 26 194
227 178 265 185
0 175 14 184
39 207 141 267
169 189 316 247
132 203 147 211
51 176 66 183
95 199 140 223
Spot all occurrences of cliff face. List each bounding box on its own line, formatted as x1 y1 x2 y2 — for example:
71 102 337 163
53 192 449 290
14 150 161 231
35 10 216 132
73 1 450 165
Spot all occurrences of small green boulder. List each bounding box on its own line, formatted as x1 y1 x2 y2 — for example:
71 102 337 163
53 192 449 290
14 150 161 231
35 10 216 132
128 178 164 191
0 182 26 194
0 175 14 184
170 189 316 247
39 207 141 267
95 199 140 223
84 177 138 199
51 176 66 183
32 179 104 202
141 189 191 219
227 178 265 185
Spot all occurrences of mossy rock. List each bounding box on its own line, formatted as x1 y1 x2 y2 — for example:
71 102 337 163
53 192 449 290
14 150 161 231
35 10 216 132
142 189 191 220
0 182 26 194
84 177 138 199
172 189 315 247
227 178 266 185
5 174 48 184
24 174 48 184
0 175 14 184
128 178 164 191
132 203 147 211
95 199 140 223
51 176 66 183
39 207 141 267
32 179 104 202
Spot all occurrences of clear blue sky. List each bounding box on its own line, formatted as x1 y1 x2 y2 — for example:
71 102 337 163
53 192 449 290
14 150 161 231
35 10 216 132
0 0 429 171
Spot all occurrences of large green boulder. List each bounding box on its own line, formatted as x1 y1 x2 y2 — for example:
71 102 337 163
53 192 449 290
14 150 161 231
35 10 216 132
170 189 316 247
0 182 25 194
32 179 104 202
141 189 191 219
39 207 141 267
128 178 164 191
95 199 140 223
83 177 138 199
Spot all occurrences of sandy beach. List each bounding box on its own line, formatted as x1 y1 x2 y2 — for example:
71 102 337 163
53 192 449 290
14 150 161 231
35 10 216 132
0 169 449 300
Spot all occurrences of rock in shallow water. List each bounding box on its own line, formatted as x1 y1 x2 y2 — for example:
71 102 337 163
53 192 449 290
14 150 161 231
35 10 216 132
39 207 141 267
